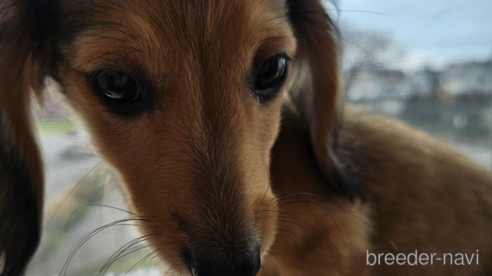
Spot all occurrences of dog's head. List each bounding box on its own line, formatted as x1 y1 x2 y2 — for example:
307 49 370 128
0 0 340 275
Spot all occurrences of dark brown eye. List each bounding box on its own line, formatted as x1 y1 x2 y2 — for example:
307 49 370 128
96 71 140 102
88 70 149 115
254 56 288 102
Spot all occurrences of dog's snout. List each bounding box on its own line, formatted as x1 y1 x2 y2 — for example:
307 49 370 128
187 247 261 276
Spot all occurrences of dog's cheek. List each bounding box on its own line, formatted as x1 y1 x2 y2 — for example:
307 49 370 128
58 95 191 265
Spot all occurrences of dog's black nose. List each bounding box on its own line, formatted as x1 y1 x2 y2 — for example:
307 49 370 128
187 247 261 276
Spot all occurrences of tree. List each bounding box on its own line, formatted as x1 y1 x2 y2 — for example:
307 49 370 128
339 24 406 95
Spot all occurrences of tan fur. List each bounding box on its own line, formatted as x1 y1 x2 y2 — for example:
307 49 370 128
259 106 492 275
1 0 492 275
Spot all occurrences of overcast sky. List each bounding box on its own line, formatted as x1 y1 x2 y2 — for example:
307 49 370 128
333 0 492 70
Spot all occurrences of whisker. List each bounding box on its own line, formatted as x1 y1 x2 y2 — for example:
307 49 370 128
328 9 390 16
98 234 156 276
60 218 149 276
276 227 302 237
124 249 159 276
46 161 104 228
66 204 138 230
162 262 181 276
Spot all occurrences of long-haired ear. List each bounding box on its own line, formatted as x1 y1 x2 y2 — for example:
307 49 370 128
0 0 57 274
287 1 359 197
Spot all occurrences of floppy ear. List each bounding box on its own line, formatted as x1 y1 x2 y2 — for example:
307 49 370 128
287 1 359 197
0 0 57 274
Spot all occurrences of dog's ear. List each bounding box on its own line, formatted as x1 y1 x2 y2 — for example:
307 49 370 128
0 0 57 274
287 1 359 196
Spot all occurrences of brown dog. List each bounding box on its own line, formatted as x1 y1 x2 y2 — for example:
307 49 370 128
1 0 492 275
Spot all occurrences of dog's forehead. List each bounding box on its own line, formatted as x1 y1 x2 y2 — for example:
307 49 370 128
62 0 293 73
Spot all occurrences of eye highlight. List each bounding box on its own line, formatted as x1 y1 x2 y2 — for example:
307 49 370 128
254 56 289 103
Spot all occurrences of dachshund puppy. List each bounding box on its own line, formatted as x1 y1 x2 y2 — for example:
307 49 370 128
1 0 492 275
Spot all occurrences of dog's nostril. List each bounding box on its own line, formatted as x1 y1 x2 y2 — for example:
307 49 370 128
188 247 261 276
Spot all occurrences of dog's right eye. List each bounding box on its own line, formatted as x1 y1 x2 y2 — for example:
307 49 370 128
95 72 140 102
89 71 148 115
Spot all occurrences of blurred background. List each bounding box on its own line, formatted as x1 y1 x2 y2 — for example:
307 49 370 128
339 0 492 168
28 1 492 275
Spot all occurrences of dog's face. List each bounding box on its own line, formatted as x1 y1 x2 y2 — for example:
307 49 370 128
1 0 339 275
57 0 295 274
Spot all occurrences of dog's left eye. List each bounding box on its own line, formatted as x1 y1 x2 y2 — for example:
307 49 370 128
254 56 289 103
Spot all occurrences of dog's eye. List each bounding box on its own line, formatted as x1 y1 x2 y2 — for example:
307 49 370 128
96 72 140 102
254 56 288 102
88 71 149 115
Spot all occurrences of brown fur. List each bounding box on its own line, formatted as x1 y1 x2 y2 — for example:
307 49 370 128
1 0 492 275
